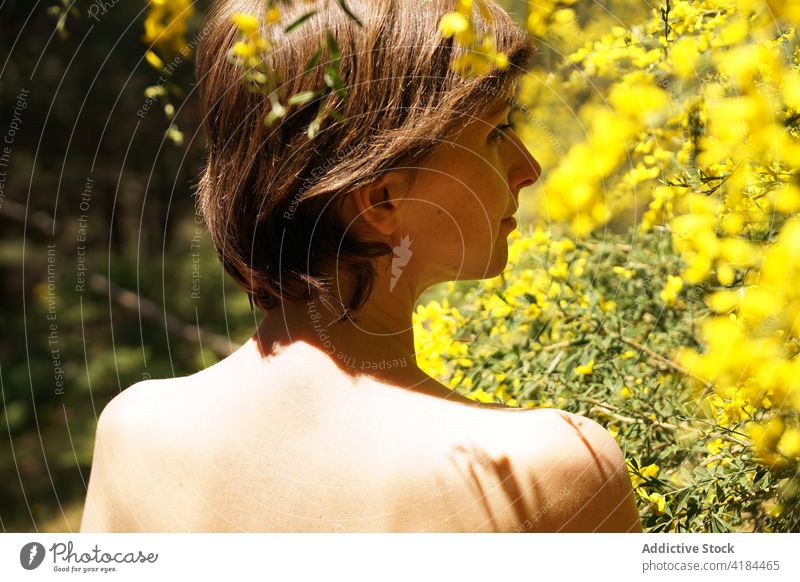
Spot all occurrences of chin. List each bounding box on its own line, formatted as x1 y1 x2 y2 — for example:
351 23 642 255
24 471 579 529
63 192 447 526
485 258 509 278
487 243 510 275
452 254 509 281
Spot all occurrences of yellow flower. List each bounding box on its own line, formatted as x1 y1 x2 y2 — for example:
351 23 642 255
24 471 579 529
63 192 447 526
231 12 260 36
612 266 634 279
574 359 594 375
645 492 667 515
552 8 576 25
232 40 258 58
669 36 701 79
707 437 725 455
608 80 669 123
777 428 800 460
456 0 474 13
470 388 495 403
620 386 633 398
640 463 659 478
492 51 509 70
266 7 281 24
548 259 569 279
452 52 489 75
660 275 683 306
143 0 195 55
439 12 473 45
144 50 164 70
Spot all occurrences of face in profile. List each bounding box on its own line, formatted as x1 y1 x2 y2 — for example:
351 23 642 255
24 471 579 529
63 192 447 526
376 96 542 289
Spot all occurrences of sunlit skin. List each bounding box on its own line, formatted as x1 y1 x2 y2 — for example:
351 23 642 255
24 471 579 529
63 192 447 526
80 96 642 533
251 95 541 394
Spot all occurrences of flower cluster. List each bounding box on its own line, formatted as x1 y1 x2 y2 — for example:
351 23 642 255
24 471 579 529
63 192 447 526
438 0 510 76
230 12 271 69
143 0 195 56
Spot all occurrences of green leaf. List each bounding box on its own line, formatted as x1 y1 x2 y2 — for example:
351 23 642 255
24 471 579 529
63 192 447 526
284 11 317 33
144 85 166 99
711 513 732 532
708 514 721 533
288 90 318 106
304 46 323 75
336 0 363 27
265 101 286 125
165 124 184 146
323 66 347 99
326 31 341 67
307 117 322 139
675 489 692 512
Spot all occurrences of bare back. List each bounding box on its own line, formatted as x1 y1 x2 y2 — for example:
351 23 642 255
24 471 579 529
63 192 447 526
80 342 642 533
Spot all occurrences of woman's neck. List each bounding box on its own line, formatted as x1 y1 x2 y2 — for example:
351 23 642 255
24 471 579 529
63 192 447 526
251 288 422 382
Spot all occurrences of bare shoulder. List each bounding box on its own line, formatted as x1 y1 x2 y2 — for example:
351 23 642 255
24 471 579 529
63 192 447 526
509 407 642 532
385 405 641 533
79 378 209 532
87 377 186 445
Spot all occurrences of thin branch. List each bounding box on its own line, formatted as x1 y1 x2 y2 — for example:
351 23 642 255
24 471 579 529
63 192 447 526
2 199 237 357
603 326 714 389
88 273 237 357
587 400 749 447
0 198 57 236
540 339 572 351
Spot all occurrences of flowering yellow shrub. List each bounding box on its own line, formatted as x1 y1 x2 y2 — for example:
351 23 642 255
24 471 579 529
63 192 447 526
416 0 800 531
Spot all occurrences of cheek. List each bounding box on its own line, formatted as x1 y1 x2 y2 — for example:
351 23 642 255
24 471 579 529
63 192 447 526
407 150 507 239
415 191 486 239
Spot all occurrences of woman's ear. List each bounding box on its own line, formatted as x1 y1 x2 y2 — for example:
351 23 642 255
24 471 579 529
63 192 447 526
346 172 409 237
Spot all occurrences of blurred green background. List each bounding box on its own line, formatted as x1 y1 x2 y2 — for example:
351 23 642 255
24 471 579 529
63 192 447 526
0 0 261 532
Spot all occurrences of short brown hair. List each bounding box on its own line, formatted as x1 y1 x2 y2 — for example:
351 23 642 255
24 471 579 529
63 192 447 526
195 0 534 316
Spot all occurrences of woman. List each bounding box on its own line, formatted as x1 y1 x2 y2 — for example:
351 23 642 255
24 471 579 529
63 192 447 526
80 0 642 532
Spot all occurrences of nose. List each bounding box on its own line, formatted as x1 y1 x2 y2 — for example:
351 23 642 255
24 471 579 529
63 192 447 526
507 133 542 195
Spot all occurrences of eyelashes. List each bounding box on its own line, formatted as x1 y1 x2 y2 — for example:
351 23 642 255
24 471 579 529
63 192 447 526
488 104 524 142
488 121 514 142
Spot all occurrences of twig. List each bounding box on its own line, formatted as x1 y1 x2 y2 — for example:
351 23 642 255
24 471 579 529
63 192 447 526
540 340 572 351
587 400 749 446
603 326 714 390
589 406 641 425
89 273 237 357
0 198 57 236
1 200 237 357
701 453 731 467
